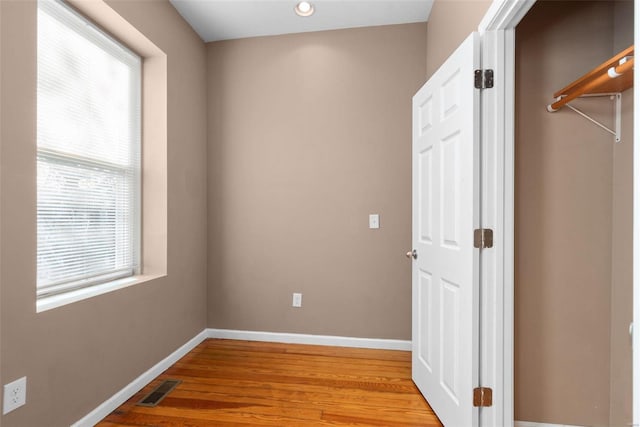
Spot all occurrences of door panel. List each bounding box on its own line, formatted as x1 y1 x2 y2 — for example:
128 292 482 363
412 32 480 427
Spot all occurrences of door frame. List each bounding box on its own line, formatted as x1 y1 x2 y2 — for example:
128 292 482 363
475 2 534 425
634 2 640 423
477 0 639 425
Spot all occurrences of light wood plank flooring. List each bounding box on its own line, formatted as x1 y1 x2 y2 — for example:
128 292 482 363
98 338 443 426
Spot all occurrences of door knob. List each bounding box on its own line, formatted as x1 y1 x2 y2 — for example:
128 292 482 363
406 249 417 260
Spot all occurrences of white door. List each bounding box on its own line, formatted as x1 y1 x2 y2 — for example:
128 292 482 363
411 32 480 427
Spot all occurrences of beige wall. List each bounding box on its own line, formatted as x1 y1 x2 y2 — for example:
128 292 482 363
515 1 633 425
609 2 634 424
206 24 427 339
0 0 3 425
0 1 207 426
2 0 632 425
610 82 633 427
425 0 492 78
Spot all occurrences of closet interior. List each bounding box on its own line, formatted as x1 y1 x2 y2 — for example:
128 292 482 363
515 1 633 426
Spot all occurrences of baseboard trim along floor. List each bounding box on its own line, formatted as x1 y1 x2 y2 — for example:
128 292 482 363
515 421 585 427
71 330 208 427
73 328 412 426
206 328 412 351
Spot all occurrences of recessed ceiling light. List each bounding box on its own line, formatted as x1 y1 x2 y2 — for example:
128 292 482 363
294 1 314 17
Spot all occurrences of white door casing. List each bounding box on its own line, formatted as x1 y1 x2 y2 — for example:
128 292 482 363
476 3 535 425
635 1 640 423
412 32 481 427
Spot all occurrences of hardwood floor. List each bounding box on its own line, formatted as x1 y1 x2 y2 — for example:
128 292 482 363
98 338 443 426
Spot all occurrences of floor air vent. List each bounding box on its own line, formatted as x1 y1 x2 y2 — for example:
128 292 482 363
137 379 181 407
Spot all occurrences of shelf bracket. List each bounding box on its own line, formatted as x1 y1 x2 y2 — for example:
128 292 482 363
552 93 622 143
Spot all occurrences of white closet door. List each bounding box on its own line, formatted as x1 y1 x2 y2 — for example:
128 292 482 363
411 32 480 427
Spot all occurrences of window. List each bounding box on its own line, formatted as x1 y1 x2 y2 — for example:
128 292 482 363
37 0 141 298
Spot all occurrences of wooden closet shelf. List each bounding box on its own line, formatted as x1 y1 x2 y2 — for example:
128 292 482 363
547 45 634 112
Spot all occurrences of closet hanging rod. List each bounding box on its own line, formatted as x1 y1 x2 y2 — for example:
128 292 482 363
547 45 634 112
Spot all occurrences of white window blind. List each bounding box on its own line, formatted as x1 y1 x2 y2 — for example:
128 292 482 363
37 0 141 298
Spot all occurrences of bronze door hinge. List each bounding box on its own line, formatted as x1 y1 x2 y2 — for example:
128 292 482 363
473 228 494 249
473 387 493 407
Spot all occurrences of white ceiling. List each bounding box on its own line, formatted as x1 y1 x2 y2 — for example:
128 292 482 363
169 0 433 42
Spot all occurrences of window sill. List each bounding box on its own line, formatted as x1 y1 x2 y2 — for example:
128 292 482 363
36 274 164 313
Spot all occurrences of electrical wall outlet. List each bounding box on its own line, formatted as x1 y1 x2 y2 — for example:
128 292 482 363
292 293 302 308
369 214 380 229
3 376 26 414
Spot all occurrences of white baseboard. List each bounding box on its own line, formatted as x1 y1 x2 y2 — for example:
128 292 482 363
72 329 208 427
515 422 585 427
206 328 412 351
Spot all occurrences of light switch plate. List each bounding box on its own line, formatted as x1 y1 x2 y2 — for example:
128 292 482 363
292 293 302 308
369 214 380 229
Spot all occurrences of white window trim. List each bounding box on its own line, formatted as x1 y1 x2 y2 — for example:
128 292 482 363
36 274 164 313
36 0 142 302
